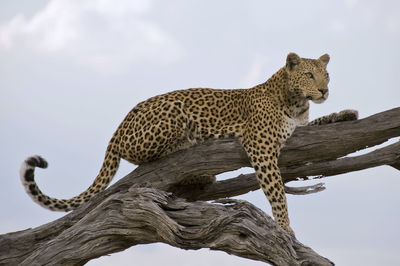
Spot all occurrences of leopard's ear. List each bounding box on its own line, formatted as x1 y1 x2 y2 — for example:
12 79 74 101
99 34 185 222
286 53 301 71
319 54 330 66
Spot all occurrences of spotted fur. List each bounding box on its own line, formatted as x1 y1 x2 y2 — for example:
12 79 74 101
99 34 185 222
20 53 358 233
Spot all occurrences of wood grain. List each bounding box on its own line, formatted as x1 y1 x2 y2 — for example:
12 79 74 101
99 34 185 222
1 107 399 266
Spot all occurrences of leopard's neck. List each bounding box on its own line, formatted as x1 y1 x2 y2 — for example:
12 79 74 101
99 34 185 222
250 68 310 119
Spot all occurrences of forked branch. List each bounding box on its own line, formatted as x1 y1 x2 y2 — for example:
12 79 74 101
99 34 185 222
0 108 399 266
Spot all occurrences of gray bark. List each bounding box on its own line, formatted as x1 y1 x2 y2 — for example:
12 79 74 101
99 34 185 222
1 107 399 266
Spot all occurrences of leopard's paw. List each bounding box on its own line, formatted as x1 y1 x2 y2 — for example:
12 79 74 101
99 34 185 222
336 109 358 122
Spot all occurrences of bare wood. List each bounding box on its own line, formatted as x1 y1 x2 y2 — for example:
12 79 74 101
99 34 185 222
1 107 399 265
284 183 326 195
281 107 400 167
173 139 400 201
12 188 333 266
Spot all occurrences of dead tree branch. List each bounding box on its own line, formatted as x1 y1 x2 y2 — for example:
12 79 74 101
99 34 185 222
2 188 333 266
1 107 399 266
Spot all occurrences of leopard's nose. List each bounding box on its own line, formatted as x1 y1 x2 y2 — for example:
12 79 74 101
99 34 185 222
318 88 328 95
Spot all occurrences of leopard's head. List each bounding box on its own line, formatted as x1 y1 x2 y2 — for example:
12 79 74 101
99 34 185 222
285 53 330 104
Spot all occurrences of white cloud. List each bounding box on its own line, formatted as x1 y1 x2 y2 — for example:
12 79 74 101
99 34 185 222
344 0 358 9
330 19 346 33
0 0 182 73
332 0 400 35
240 55 269 88
384 14 400 34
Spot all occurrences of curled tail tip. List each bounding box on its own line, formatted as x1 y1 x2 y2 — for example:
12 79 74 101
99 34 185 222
20 155 48 183
25 155 48 169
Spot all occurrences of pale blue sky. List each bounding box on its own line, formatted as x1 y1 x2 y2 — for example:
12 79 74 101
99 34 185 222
1 1 399 265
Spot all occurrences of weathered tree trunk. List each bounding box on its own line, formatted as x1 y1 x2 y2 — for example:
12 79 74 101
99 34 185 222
1 107 399 266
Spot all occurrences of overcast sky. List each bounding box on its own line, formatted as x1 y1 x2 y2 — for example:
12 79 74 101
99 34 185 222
1 0 399 265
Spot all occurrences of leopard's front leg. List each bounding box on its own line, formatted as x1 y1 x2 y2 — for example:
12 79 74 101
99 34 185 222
308 109 358 126
241 122 293 234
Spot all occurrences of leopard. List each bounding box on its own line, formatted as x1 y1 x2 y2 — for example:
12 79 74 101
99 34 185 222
20 53 358 233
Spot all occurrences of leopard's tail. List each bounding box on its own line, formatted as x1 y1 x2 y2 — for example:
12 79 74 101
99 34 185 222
19 141 121 211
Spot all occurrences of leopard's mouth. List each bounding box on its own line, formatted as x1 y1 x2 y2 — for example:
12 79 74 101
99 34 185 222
306 91 328 104
312 95 327 104
306 95 325 102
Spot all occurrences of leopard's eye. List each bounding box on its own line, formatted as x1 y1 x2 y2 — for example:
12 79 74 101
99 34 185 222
306 72 314 79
